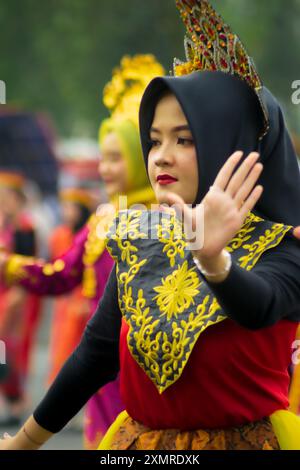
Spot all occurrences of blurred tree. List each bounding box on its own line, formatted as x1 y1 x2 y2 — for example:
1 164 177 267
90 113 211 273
0 0 299 137
215 0 300 133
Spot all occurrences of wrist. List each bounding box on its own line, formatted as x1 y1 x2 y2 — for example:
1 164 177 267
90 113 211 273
193 249 232 283
8 415 53 450
4 430 40 450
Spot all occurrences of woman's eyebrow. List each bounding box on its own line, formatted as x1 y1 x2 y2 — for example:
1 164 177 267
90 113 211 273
171 125 191 133
150 125 191 134
150 127 160 134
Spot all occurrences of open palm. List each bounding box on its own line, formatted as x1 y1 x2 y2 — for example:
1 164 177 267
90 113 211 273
166 151 264 258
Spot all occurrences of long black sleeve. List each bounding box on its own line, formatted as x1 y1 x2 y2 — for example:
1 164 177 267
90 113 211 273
33 265 121 433
206 233 300 329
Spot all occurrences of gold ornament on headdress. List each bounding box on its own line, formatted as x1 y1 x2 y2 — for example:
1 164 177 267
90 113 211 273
0 171 25 191
174 0 269 138
103 54 165 125
59 188 94 209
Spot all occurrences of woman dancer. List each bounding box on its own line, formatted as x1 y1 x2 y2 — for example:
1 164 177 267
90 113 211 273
1 0 300 450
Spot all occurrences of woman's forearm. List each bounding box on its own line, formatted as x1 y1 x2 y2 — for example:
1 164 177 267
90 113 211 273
4 415 53 450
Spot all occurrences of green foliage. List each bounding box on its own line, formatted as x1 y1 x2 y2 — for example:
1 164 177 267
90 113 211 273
1 0 300 137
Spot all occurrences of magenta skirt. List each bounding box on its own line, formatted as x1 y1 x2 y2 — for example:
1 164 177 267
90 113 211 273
84 375 125 449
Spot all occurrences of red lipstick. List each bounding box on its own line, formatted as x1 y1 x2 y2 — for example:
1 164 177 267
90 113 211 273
157 174 178 186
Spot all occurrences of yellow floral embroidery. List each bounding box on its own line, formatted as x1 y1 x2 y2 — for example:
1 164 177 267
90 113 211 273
83 209 150 298
153 261 200 321
118 257 165 386
227 212 262 253
82 212 113 298
109 210 147 266
106 210 292 393
239 223 289 269
156 214 186 267
159 297 225 389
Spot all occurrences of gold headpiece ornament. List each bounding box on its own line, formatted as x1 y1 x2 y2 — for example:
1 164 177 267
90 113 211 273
0 171 25 191
174 0 269 138
59 188 94 209
103 54 165 125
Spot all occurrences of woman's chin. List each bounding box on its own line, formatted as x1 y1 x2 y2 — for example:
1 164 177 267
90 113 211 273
106 184 119 199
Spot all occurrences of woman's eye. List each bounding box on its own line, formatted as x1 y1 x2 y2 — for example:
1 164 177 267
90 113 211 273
177 137 194 146
109 156 121 162
149 139 160 147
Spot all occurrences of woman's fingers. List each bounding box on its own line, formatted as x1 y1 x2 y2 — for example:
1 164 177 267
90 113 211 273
234 162 263 208
213 151 244 190
164 192 195 241
164 191 185 209
213 151 263 215
240 185 264 218
226 152 260 197
165 192 191 221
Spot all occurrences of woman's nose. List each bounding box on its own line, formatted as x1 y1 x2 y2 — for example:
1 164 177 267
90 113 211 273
98 160 107 176
154 144 174 167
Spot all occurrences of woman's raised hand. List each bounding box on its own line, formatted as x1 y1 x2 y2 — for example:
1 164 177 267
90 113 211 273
165 151 263 279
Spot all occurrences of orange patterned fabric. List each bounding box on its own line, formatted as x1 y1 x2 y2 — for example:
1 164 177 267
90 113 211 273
109 416 280 450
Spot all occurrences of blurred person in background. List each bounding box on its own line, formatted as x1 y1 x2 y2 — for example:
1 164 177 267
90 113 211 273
0 55 164 449
0 171 42 426
46 188 93 388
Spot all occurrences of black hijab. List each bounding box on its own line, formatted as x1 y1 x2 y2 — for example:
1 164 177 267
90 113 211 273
139 70 300 226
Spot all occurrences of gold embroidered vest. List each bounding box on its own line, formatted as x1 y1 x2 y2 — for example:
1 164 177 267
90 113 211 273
106 210 291 393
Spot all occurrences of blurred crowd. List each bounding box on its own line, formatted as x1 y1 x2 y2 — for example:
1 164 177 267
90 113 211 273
0 111 103 438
